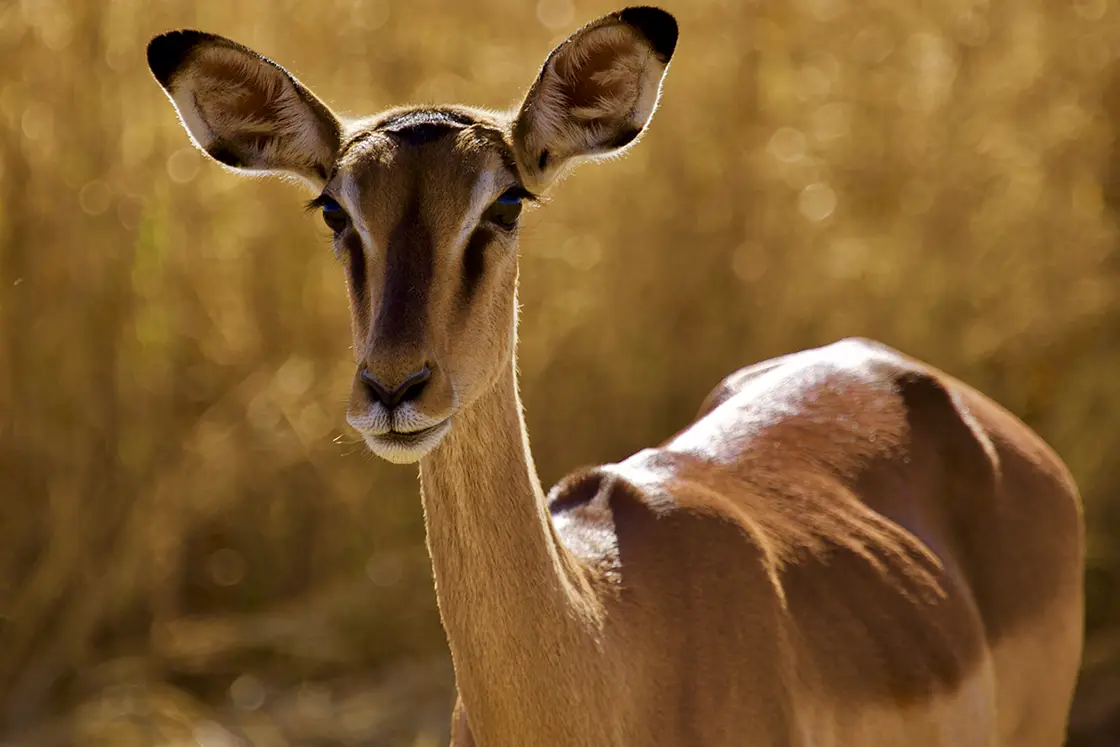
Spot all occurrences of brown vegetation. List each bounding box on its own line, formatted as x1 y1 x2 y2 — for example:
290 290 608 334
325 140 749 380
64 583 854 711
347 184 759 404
1 0 1118 744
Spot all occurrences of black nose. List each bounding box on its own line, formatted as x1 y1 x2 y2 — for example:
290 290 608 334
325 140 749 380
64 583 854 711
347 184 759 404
359 365 432 408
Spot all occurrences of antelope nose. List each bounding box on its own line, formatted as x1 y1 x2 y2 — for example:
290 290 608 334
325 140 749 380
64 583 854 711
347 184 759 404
359 365 432 408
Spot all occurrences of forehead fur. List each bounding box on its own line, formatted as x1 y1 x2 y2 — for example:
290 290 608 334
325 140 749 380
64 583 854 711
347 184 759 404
331 106 525 248
334 105 521 180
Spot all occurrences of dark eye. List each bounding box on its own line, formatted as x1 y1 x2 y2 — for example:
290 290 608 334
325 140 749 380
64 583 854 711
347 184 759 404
484 188 524 230
319 196 350 235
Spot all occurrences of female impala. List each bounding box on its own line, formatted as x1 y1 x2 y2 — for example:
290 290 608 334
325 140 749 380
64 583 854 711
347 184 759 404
147 7 1084 746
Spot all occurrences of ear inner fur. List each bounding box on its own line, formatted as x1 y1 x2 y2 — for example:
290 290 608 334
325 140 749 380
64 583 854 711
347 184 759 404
146 30 341 185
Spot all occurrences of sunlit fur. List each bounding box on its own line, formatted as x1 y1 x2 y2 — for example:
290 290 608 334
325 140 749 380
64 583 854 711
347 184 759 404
150 7 1083 747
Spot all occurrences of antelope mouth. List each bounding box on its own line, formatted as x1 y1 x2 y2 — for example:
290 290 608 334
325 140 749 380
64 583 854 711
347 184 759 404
384 421 447 444
364 419 452 463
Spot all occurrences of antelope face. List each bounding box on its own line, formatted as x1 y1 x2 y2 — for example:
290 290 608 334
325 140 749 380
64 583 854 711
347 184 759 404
147 7 677 463
323 109 528 462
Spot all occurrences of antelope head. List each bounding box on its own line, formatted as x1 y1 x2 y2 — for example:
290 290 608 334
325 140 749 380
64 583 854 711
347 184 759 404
147 7 677 463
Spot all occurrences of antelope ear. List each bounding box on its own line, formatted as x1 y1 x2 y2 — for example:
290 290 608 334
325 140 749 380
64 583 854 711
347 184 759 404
511 6 677 191
147 30 341 188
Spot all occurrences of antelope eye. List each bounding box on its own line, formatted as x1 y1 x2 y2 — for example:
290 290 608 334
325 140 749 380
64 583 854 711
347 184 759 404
320 196 350 234
484 188 524 230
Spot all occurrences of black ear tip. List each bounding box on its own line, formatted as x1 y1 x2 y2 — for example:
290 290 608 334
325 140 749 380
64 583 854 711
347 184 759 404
619 7 678 62
147 29 211 87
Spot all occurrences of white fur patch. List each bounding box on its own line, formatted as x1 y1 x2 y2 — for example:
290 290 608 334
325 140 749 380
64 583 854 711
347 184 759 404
339 167 380 258
451 167 500 256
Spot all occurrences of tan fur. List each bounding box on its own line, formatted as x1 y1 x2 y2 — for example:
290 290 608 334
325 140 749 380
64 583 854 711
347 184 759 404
149 8 1084 747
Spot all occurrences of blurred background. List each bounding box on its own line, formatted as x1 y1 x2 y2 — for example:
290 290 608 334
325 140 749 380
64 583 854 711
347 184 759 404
1 0 1119 744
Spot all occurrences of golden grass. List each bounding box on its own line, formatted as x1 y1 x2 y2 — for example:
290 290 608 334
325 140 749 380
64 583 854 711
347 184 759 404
1 0 1118 742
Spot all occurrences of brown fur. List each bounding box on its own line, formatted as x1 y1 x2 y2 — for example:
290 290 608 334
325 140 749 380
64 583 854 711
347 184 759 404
148 8 1083 746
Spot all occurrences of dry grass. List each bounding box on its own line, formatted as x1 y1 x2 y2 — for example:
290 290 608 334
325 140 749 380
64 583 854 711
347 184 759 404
1 0 1119 743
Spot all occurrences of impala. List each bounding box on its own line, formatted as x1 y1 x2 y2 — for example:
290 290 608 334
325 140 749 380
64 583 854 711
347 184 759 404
147 7 1084 746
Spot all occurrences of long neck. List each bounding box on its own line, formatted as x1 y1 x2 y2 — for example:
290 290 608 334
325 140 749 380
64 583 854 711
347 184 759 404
418 354 603 728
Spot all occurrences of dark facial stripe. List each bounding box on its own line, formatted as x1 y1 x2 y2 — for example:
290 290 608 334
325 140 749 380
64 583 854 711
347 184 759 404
462 227 491 302
375 201 432 347
341 228 366 308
